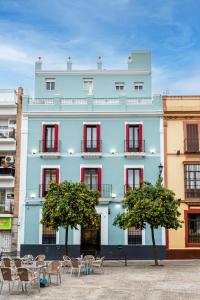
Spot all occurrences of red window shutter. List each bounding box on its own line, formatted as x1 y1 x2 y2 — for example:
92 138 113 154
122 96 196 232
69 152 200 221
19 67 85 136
140 168 144 186
54 125 59 152
83 125 87 152
97 168 102 195
126 168 129 191
139 124 143 152
42 125 46 152
126 124 130 152
97 125 101 152
55 168 60 183
42 168 46 197
80 168 85 183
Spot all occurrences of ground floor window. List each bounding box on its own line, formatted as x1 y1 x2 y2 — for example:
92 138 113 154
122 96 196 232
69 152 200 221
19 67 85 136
128 227 142 245
188 214 200 244
42 225 56 244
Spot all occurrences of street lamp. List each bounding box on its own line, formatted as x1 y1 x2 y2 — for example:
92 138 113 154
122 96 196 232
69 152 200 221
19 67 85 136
158 163 163 178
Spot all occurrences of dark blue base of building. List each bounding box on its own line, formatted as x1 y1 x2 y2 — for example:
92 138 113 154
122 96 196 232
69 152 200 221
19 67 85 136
20 244 166 260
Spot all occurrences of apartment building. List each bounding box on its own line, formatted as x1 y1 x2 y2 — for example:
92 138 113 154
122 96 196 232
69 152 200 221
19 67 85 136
19 50 165 259
164 96 200 258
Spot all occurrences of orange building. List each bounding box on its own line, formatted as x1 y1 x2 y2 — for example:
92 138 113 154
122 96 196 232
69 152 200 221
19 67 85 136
164 96 200 258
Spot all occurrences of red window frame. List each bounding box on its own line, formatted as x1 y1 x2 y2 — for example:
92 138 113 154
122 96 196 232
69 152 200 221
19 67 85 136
81 167 102 195
125 124 143 152
42 124 59 152
83 124 101 152
184 209 200 247
125 168 144 192
42 168 59 197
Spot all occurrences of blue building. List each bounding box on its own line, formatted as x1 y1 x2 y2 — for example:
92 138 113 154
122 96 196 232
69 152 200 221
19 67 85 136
19 50 165 259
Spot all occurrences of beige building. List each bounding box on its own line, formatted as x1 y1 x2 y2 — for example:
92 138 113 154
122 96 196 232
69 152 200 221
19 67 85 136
164 96 200 258
0 88 22 253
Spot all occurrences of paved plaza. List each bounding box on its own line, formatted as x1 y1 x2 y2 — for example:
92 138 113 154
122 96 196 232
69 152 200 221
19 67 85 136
1 260 200 300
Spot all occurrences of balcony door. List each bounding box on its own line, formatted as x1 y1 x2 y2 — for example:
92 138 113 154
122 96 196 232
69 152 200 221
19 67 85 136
42 124 59 152
42 168 59 196
126 168 143 191
84 168 98 191
83 124 100 152
186 124 199 152
126 124 143 152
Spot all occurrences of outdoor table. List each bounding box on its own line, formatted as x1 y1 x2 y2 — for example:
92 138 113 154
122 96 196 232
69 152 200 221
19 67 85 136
26 262 47 278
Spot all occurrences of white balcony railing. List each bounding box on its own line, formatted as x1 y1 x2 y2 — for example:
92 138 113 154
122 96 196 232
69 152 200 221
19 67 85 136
29 97 154 106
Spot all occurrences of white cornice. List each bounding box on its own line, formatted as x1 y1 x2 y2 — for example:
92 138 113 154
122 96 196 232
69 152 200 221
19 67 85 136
23 111 163 118
36 70 151 76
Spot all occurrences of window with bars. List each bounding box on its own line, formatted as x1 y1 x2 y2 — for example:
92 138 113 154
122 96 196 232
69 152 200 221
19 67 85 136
128 227 142 245
42 225 56 244
188 214 200 244
184 164 200 198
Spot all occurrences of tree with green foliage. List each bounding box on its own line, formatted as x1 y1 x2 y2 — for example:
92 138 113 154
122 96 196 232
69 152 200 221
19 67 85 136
41 180 100 255
113 179 183 266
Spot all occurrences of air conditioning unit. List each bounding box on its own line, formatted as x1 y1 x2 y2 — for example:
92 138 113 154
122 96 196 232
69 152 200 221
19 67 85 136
5 156 14 163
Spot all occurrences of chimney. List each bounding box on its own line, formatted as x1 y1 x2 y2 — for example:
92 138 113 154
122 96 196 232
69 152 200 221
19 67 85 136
35 57 42 71
67 56 72 71
97 56 102 70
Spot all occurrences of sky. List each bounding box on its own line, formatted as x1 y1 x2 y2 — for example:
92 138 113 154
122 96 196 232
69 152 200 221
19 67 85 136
0 0 200 95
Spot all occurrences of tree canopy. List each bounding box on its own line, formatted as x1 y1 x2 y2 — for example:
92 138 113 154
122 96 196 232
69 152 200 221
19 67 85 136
114 179 183 265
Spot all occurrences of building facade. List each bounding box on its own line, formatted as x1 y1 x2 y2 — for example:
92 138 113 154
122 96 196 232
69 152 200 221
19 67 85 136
164 96 200 259
0 89 22 253
19 50 165 259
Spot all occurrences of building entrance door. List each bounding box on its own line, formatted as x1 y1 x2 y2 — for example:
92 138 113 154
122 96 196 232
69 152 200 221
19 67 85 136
81 217 101 256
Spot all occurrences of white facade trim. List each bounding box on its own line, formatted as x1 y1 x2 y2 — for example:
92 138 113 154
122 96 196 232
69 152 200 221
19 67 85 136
42 122 60 125
161 227 166 245
36 70 151 76
29 153 160 158
72 206 108 245
17 116 28 251
125 121 143 125
25 112 163 118
83 121 101 125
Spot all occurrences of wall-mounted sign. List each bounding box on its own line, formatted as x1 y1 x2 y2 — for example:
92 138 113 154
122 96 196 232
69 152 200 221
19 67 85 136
7 194 14 199
0 217 12 230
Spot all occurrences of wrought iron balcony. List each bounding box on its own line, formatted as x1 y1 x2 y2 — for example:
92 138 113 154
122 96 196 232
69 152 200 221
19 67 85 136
124 184 141 195
184 139 200 153
39 140 61 153
0 168 15 177
124 140 145 152
81 140 102 153
39 183 112 198
85 184 112 198
0 127 15 139
185 189 200 200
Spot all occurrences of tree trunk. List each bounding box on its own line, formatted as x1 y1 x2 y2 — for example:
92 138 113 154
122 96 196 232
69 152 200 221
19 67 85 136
150 225 159 266
65 226 69 255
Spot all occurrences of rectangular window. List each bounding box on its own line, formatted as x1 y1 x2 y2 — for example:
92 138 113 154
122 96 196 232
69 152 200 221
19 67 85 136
42 225 56 244
83 124 101 152
126 124 143 152
0 189 6 212
81 168 102 195
46 80 55 91
115 82 124 91
186 124 199 153
188 214 200 244
83 80 93 95
126 168 143 191
42 168 59 197
134 82 144 91
185 164 200 198
42 124 59 152
128 227 142 245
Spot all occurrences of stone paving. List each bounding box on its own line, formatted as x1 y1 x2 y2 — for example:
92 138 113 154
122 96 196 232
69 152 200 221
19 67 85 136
1 260 200 300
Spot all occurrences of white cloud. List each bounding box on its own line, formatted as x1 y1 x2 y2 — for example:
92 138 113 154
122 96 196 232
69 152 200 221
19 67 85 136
0 45 31 63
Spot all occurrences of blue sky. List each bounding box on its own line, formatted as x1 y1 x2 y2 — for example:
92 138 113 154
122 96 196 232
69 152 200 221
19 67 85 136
0 0 200 95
